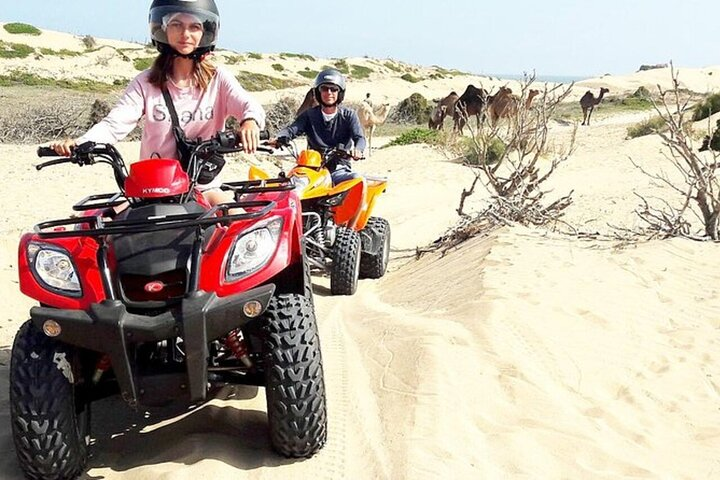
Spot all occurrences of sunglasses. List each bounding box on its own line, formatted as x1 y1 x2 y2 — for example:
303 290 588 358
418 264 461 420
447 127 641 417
319 85 339 93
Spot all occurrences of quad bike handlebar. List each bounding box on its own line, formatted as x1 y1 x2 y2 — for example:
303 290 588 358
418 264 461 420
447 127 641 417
36 130 273 194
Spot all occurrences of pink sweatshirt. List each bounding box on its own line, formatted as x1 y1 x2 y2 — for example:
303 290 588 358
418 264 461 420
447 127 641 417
78 66 266 161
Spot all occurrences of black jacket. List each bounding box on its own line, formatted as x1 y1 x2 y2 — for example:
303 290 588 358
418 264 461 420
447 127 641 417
277 105 366 171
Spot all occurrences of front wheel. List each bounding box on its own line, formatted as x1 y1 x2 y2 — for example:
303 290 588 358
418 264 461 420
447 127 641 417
10 320 90 480
262 294 327 457
330 227 361 295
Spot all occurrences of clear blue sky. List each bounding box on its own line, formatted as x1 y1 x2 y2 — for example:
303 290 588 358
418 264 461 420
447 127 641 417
3 0 719 77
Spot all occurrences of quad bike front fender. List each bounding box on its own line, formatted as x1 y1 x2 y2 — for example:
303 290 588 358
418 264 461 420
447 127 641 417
29 284 275 408
331 178 365 227
353 176 387 231
248 165 270 180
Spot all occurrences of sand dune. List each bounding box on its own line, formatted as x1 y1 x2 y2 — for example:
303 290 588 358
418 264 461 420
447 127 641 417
1 23 720 480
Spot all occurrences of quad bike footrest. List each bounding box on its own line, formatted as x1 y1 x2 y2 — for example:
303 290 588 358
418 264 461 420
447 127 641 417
29 284 275 407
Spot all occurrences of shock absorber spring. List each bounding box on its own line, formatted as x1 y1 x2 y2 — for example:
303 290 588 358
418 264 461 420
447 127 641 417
225 329 253 368
92 354 112 384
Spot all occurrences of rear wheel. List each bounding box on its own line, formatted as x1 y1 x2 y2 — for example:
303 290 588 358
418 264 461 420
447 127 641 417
330 227 361 295
360 217 391 279
262 294 327 457
10 320 90 480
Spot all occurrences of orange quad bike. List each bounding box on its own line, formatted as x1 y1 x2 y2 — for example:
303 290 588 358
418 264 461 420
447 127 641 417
250 145 390 295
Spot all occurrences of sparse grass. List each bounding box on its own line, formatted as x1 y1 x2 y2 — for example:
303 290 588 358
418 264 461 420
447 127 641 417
384 127 440 147
350 64 373 79
224 54 244 65
235 71 301 91
247 52 262 60
0 40 34 59
692 93 720 121
627 115 666 138
3 22 41 35
400 73 421 83
38 47 82 57
298 69 318 79
280 52 316 61
272 63 284 72
133 57 155 71
0 69 118 93
383 61 403 73
334 59 349 74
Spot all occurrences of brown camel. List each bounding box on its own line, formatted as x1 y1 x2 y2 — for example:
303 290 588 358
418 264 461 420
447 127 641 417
296 87 317 117
489 88 540 124
453 85 489 133
428 91 459 130
357 102 391 157
580 87 609 126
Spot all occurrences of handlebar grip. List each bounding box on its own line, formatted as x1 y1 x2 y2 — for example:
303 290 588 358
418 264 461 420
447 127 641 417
259 130 270 141
37 146 59 157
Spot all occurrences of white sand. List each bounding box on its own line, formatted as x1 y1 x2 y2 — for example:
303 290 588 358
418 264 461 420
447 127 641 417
1 24 719 480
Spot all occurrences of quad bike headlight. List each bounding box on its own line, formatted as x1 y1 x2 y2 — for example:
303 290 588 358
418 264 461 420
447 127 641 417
225 216 283 281
27 243 81 295
292 175 310 192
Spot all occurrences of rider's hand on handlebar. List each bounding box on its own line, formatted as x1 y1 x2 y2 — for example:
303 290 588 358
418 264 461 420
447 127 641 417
49 138 77 157
237 118 260 154
267 137 288 149
352 148 364 160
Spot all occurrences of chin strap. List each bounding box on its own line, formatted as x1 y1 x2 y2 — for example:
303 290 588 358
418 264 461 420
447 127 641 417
156 42 213 62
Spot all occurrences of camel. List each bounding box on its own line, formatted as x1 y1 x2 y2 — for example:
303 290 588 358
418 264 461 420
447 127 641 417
489 88 540 124
357 102 391 157
453 85 489 133
580 87 609 126
428 91 459 130
296 87 317 117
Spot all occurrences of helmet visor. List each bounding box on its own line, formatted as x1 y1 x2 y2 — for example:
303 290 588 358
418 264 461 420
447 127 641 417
150 6 219 48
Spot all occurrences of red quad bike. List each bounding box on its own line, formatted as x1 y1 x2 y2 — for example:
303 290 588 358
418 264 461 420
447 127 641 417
10 132 326 480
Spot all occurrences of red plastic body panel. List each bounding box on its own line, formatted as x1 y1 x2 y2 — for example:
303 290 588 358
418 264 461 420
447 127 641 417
124 158 190 198
18 233 107 310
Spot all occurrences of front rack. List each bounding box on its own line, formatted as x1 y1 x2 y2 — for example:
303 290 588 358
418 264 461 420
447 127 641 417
36 177 296 239
222 176 295 195
36 200 275 239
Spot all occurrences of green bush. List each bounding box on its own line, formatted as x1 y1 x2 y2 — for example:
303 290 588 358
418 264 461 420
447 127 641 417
350 64 373 79
272 63 284 72
692 93 720 121
383 61 403 73
391 93 431 124
235 71 300 91
385 128 440 147
224 54 244 65
38 47 82 57
298 69 318 79
133 57 155 71
0 40 34 59
3 22 41 35
627 116 666 138
280 52 315 61
247 52 262 60
400 73 421 83
334 59 349 74
0 69 117 92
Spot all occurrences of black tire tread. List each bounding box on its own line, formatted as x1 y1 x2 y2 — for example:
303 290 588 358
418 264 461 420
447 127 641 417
330 227 361 295
10 320 88 480
263 294 327 457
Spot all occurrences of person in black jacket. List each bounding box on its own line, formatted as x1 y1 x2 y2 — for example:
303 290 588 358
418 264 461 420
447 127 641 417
270 68 366 185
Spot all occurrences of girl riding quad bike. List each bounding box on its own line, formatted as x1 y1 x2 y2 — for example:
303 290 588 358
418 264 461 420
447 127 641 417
250 141 391 295
10 131 326 480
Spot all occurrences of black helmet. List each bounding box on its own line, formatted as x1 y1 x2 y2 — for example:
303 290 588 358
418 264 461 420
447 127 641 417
149 0 220 59
313 68 346 106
